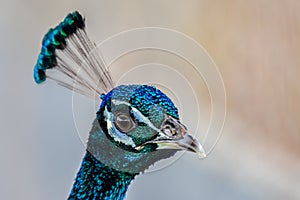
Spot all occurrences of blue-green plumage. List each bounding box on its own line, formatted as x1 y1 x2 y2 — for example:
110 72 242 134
68 151 136 200
33 10 205 200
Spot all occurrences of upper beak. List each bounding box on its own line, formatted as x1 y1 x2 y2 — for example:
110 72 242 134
136 116 206 159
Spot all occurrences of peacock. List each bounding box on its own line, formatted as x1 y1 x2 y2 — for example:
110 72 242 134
33 11 206 200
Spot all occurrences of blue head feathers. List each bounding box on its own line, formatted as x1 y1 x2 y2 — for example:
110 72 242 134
99 85 179 119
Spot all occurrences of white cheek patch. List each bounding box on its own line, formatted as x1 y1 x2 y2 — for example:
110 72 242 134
104 106 136 148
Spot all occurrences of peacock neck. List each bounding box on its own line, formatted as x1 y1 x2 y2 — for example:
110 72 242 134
68 151 137 200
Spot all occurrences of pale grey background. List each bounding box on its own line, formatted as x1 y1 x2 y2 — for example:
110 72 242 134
1 1 299 200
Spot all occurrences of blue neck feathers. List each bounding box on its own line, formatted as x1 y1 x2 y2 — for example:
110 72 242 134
68 151 137 200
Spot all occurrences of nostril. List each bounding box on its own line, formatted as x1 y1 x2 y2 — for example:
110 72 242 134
180 128 187 136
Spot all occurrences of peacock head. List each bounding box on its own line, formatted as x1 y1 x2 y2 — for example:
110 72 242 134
33 11 206 174
88 84 206 174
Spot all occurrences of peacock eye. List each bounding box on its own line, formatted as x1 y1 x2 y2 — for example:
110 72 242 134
114 113 135 133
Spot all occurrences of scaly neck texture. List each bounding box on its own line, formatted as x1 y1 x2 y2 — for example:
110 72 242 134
68 151 137 200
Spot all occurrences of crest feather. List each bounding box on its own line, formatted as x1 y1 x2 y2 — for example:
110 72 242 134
33 11 115 98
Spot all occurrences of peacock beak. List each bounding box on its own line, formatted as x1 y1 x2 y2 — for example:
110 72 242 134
136 115 206 158
153 132 206 159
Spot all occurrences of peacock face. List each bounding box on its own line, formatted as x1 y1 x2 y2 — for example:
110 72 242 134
91 85 205 173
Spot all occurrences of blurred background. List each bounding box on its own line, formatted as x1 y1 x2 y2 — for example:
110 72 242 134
1 0 299 199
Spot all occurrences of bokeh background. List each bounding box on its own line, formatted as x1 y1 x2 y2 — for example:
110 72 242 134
1 0 299 199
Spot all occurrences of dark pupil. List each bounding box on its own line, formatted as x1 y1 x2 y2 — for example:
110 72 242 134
115 114 132 132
